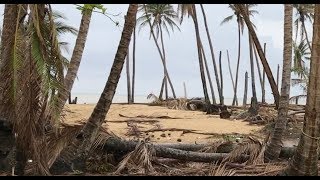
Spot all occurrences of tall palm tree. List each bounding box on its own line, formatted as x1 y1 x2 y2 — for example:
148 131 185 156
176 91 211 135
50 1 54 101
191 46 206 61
221 4 258 106
293 4 314 50
236 4 280 108
200 4 222 104
264 4 293 162
51 4 138 170
177 4 210 105
137 4 179 99
53 5 93 123
284 4 320 176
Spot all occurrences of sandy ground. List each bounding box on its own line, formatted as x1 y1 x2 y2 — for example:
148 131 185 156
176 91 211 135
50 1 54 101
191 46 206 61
64 104 263 144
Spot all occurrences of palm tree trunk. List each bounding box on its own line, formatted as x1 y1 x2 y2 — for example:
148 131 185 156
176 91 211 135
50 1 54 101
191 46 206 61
232 20 241 106
54 9 93 118
200 4 222 104
237 4 280 108
227 50 236 99
284 4 320 176
262 43 266 104
183 82 187 98
159 25 170 100
126 48 131 104
248 34 258 115
276 64 280 89
143 5 176 99
265 4 293 162
243 71 248 107
164 76 168 100
191 5 210 104
131 25 136 103
159 77 165 100
200 41 216 104
50 4 138 170
219 51 224 105
302 20 312 51
253 44 263 101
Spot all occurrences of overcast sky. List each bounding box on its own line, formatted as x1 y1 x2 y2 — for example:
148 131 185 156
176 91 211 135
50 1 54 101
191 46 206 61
0 4 311 103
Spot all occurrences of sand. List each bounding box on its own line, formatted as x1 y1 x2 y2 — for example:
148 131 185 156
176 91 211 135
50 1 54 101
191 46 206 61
64 104 263 144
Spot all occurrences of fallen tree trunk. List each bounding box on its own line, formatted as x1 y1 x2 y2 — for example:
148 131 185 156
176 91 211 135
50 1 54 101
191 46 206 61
99 137 298 161
101 137 244 163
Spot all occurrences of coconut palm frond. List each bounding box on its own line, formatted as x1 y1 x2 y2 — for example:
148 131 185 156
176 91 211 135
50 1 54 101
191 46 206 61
222 136 264 165
177 4 194 24
114 141 156 175
138 4 180 40
220 15 234 25
208 162 235 176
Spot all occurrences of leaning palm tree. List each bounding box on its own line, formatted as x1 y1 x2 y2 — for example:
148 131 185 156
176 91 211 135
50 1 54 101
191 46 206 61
293 4 314 50
283 4 320 176
177 4 211 106
52 4 94 124
264 4 293 162
51 4 138 171
236 4 280 108
221 4 258 106
137 4 179 100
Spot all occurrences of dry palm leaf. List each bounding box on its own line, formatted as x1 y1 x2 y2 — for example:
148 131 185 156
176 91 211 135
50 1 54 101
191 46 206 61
208 162 235 176
222 136 264 165
114 140 156 175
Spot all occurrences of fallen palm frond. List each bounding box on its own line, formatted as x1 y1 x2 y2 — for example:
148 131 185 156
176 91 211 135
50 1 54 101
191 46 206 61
114 141 156 175
108 119 160 124
119 113 180 119
222 136 264 165
125 122 143 138
208 162 235 176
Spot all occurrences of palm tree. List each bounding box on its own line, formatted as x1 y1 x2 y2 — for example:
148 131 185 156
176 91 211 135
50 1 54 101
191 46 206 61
200 4 222 104
289 40 310 104
53 5 94 122
236 4 280 108
137 4 179 100
293 4 314 50
177 4 210 105
200 41 216 104
264 4 293 162
51 4 138 170
0 4 71 175
221 4 258 106
292 39 310 78
284 4 320 176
